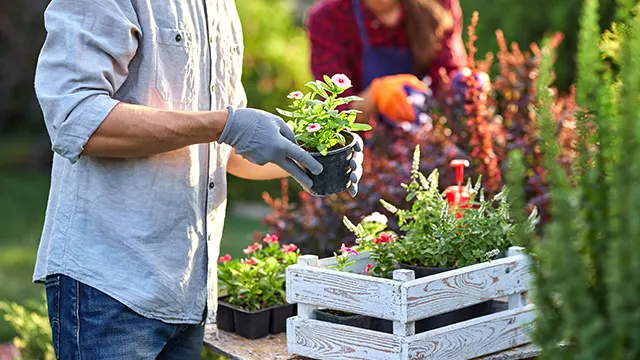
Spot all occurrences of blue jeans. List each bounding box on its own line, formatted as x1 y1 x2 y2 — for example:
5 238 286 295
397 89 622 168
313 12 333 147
45 274 205 360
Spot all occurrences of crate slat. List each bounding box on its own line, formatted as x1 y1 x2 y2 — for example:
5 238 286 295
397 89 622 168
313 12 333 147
406 304 536 360
404 255 531 321
287 264 403 320
287 317 403 360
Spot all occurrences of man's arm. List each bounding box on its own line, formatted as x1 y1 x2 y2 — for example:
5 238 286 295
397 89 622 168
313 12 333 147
82 103 229 158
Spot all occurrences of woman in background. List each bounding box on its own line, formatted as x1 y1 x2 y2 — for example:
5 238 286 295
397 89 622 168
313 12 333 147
306 0 467 125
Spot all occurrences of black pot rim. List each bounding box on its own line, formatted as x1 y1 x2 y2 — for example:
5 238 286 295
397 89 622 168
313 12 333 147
307 131 358 157
218 298 294 314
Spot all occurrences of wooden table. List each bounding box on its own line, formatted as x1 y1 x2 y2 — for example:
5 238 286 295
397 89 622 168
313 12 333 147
204 327 541 360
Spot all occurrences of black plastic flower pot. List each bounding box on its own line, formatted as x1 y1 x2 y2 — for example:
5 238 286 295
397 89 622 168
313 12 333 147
313 309 371 330
369 317 393 334
216 297 235 333
306 132 358 197
269 303 297 334
398 263 497 333
232 305 271 340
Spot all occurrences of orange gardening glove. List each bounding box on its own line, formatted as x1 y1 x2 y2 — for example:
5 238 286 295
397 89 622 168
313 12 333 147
369 74 429 123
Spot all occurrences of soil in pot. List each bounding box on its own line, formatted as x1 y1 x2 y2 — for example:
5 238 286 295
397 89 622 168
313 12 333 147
269 303 297 334
314 309 371 329
231 305 271 340
306 132 358 196
398 263 498 333
216 297 235 333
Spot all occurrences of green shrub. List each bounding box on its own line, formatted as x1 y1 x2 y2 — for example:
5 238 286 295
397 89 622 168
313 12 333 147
236 0 311 112
460 0 617 90
0 298 54 360
507 1 640 358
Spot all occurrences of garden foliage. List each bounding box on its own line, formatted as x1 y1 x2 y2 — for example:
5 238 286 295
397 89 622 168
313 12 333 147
0 299 54 360
507 1 640 358
262 12 580 257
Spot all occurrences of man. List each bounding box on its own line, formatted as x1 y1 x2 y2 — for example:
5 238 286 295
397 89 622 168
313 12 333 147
33 0 363 358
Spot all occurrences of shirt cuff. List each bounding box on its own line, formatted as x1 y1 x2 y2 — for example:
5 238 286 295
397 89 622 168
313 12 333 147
51 95 120 164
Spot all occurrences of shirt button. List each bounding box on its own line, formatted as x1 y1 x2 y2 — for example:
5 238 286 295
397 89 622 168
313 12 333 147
209 182 215 189
209 36 214 44
211 85 215 93
175 34 183 42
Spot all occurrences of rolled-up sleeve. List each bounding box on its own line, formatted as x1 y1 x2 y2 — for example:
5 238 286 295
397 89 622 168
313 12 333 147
35 0 141 163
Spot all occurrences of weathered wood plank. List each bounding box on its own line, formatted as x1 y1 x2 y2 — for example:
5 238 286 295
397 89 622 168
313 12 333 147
287 317 404 360
406 304 536 360
204 327 539 360
286 265 403 320
404 255 531 321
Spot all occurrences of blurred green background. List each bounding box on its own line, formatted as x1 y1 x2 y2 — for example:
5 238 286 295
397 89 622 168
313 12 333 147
0 0 617 356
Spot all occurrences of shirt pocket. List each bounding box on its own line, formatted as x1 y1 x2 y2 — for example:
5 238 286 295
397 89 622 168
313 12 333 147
154 27 198 105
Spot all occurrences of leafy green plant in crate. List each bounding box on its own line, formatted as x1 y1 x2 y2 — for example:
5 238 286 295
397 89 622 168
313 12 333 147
506 0 640 358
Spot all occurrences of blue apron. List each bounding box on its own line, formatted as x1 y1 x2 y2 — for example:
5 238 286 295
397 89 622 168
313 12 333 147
353 0 421 131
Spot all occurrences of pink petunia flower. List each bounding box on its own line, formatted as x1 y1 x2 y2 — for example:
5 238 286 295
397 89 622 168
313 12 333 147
243 257 259 266
287 91 304 99
362 263 373 274
340 243 359 256
306 123 322 132
281 244 298 254
243 242 262 255
331 74 352 89
218 254 232 263
263 234 279 244
374 233 397 245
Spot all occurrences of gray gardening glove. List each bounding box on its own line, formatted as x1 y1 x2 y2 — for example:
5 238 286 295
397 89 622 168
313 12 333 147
347 134 364 197
219 107 323 190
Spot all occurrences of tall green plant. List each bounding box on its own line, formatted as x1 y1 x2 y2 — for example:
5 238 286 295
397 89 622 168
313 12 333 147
508 0 640 357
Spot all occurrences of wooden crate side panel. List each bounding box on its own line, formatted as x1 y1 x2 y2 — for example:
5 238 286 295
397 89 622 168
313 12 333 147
287 317 403 360
405 256 531 321
317 251 373 274
407 304 536 360
287 265 403 320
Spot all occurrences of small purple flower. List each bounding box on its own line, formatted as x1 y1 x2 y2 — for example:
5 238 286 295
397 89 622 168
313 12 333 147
340 243 358 256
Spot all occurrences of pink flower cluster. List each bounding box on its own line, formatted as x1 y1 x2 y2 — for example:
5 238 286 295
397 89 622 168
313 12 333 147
243 242 262 255
263 234 279 244
281 243 298 254
340 243 358 256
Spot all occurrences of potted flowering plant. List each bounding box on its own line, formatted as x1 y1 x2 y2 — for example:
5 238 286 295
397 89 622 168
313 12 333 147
378 145 537 332
343 214 397 333
217 234 300 339
312 244 371 330
277 74 372 196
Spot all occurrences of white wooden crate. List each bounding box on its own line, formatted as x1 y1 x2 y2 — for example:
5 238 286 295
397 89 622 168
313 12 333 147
286 247 535 360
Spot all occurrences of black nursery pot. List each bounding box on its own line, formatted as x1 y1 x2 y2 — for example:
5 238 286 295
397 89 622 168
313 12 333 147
232 305 271 340
269 303 297 334
216 297 235 333
398 264 497 333
307 132 358 197
314 309 371 330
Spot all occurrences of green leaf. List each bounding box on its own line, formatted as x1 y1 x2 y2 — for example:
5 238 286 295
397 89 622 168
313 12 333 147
305 81 322 94
314 80 330 98
276 108 293 117
306 99 324 107
349 123 373 131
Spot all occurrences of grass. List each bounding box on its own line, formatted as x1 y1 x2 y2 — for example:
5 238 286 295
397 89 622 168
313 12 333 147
0 167 265 360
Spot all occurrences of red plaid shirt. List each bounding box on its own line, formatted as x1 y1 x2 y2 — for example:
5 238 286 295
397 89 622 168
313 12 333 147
306 0 467 97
